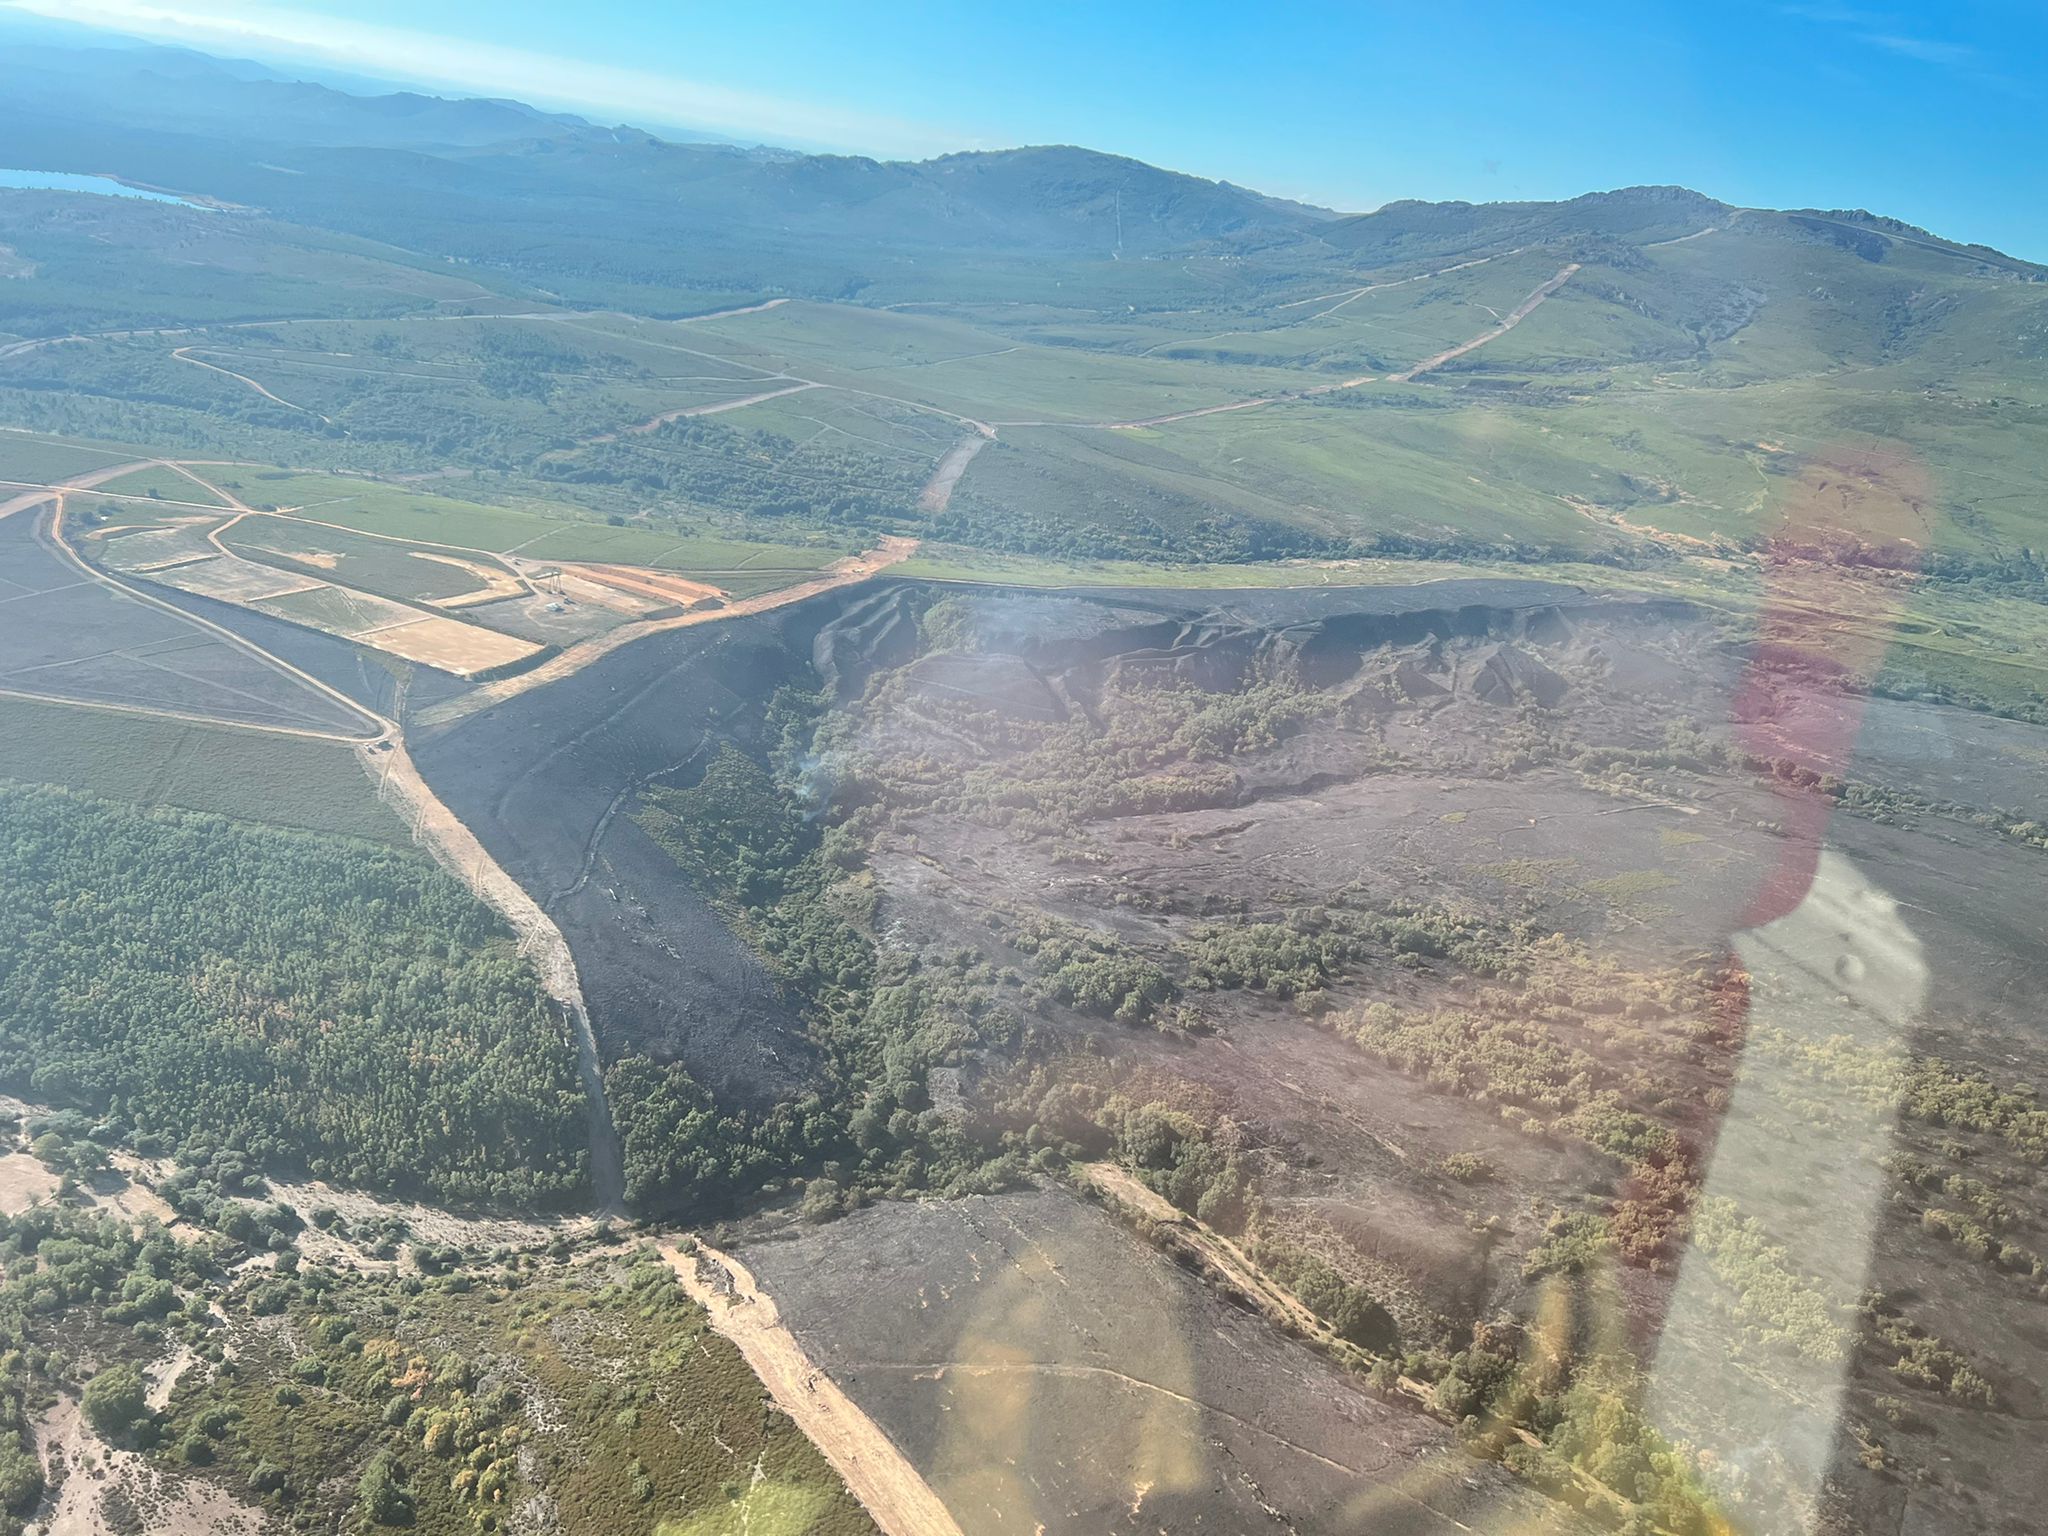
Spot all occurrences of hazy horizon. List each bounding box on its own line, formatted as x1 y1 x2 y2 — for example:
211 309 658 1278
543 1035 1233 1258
3 0 2042 259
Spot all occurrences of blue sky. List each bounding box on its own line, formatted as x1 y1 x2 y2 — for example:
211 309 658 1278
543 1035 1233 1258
8 0 2044 256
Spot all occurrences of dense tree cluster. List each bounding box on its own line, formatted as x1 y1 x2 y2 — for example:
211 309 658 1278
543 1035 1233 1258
617 734 1022 1216
1011 916 1173 1027
545 417 924 530
0 782 590 1206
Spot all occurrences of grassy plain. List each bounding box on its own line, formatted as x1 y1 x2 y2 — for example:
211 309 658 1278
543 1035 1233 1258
0 694 405 842
0 427 142 483
93 462 232 504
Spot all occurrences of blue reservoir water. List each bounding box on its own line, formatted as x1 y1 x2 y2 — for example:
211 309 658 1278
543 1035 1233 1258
0 168 211 209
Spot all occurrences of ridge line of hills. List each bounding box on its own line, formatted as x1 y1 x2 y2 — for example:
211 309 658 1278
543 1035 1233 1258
0 35 2039 281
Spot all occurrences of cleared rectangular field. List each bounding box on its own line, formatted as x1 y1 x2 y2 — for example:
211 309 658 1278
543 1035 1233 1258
0 695 406 843
251 583 542 675
105 528 544 680
253 583 421 633
561 563 721 610
148 551 325 603
221 514 512 606
85 518 224 569
355 616 540 673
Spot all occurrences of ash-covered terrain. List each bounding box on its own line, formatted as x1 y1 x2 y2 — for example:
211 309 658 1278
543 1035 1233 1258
416 573 2048 1536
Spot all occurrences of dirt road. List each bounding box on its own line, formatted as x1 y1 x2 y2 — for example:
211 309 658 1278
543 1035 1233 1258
368 738 624 1210
1079 1163 1334 1342
415 534 918 727
985 259 1582 433
31 472 388 744
583 380 820 444
172 346 332 423
0 456 171 521
660 1239 966 1536
1143 245 1530 356
678 296 792 323
1389 261 1580 382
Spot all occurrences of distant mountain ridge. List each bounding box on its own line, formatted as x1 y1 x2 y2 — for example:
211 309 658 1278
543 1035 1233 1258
0 35 2037 307
0 41 611 149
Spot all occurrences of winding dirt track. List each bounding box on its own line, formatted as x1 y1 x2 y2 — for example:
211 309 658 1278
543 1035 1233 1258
1388 261 1580 382
172 345 332 423
661 1240 965 1536
988 261 1584 434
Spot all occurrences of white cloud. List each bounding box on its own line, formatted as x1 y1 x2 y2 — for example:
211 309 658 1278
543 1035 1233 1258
0 0 976 157
1856 31 1974 66
1776 5 1977 70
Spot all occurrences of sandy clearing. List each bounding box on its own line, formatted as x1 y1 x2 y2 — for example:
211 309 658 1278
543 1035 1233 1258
917 433 988 513
145 1343 201 1413
558 561 725 609
0 1151 59 1215
661 1239 965 1536
145 552 327 604
351 614 541 675
525 565 666 617
96 1155 184 1230
245 543 340 570
262 1172 602 1269
33 1395 265 1536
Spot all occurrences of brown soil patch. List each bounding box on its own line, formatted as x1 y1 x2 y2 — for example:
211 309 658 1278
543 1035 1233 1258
360 615 541 675
0 1152 58 1215
563 561 725 610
